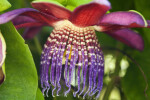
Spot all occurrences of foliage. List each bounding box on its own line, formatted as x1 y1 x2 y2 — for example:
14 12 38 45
0 22 38 100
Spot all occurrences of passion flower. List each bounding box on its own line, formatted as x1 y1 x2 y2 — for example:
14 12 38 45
0 0 149 99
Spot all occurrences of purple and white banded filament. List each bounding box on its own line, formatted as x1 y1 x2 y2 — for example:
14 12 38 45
40 25 104 99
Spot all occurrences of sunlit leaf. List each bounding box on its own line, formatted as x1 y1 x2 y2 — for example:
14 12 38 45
0 22 38 100
33 0 92 11
134 0 150 43
121 1 150 100
35 88 44 100
0 0 11 12
121 33 150 100
110 0 134 11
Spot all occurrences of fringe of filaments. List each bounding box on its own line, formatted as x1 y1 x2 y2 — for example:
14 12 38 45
40 26 104 99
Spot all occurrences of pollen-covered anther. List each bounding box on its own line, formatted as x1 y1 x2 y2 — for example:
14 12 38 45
40 20 104 99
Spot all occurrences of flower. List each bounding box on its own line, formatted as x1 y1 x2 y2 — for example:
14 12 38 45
0 0 150 99
0 31 6 68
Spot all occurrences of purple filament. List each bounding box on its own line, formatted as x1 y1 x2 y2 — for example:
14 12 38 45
64 29 75 96
78 30 87 96
40 26 105 99
73 31 82 97
64 35 72 94
56 28 69 95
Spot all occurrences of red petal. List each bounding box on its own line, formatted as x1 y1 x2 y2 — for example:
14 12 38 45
69 2 111 27
12 16 45 29
15 22 45 29
99 11 147 28
12 16 37 26
21 11 59 26
31 2 72 19
0 8 59 27
105 29 144 51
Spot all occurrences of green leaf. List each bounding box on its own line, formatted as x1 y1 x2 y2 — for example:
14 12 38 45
35 88 44 100
33 0 65 7
54 93 80 100
121 48 150 100
121 1 150 100
7 0 24 10
134 0 150 44
65 0 92 11
121 34 150 100
0 0 11 12
0 22 38 100
33 0 92 11
64 0 92 6
110 0 134 11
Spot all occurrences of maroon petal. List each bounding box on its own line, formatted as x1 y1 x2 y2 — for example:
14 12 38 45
12 16 45 29
23 27 42 39
15 22 45 29
12 16 37 26
69 2 111 27
12 16 45 39
12 16 47 39
31 2 72 19
105 29 144 51
99 11 147 28
17 11 59 26
12 16 46 29
0 8 59 26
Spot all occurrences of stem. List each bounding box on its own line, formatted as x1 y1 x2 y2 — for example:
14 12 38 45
102 47 149 100
103 55 122 100
103 42 123 100
33 37 42 55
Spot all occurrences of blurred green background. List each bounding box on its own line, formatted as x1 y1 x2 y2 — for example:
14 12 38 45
0 0 150 100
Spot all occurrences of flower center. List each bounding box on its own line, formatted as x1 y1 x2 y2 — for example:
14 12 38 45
54 20 94 30
40 20 104 99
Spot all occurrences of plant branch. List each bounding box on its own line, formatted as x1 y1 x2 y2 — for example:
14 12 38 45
102 46 149 100
103 54 122 100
